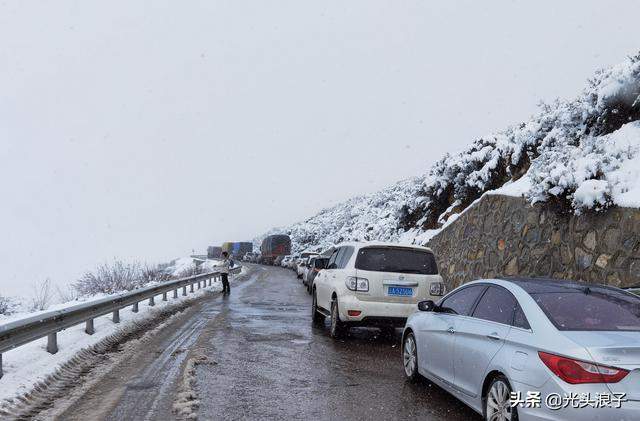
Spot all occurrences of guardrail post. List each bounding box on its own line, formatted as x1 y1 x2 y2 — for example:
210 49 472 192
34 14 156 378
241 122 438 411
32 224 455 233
208 277 211 286
162 292 167 301
47 333 58 354
149 296 155 306
182 286 187 296
85 319 95 335
113 310 120 323
173 289 178 298
190 283 194 293
198 281 201 289
132 302 139 313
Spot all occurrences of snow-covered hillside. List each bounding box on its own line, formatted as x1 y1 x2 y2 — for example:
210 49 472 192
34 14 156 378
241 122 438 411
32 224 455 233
255 177 424 255
258 52 640 252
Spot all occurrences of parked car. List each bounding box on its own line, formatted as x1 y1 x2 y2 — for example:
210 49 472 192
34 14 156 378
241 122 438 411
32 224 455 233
297 251 319 278
303 256 329 294
301 257 313 283
311 241 445 338
274 255 285 266
296 257 308 279
287 256 299 270
402 278 640 421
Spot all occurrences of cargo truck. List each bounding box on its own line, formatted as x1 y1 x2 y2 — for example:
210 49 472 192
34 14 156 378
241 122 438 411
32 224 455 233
207 246 222 259
221 242 253 258
260 235 292 265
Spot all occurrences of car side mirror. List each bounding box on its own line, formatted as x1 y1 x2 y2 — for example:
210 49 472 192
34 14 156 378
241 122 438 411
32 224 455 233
418 300 437 312
327 263 337 270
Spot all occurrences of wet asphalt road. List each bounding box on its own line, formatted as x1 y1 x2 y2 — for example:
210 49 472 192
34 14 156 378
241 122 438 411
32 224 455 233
195 264 480 420
54 264 480 420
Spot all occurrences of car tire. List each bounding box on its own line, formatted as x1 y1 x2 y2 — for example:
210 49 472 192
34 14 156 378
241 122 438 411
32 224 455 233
312 291 325 325
402 331 420 382
330 298 347 339
484 375 518 421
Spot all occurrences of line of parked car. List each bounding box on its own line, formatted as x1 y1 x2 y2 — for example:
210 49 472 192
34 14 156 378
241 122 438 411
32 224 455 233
258 240 640 421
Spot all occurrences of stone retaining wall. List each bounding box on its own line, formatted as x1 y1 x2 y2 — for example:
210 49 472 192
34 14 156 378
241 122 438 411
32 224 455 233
427 194 640 290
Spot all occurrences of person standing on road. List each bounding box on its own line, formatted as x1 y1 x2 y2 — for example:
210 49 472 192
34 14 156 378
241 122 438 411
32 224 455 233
219 251 231 295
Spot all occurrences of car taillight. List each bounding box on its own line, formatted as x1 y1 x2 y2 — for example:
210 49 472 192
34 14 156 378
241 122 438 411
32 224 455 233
345 277 369 292
538 351 629 384
429 281 445 296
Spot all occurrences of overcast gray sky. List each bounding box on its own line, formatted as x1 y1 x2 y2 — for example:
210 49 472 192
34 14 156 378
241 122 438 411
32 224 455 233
1 1 639 296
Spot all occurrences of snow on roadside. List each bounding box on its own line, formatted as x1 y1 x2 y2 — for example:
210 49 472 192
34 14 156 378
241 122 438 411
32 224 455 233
166 257 202 277
0 277 223 403
173 353 216 419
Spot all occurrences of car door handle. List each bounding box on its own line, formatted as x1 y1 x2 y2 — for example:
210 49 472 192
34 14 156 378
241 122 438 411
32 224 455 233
447 327 455 334
487 333 501 341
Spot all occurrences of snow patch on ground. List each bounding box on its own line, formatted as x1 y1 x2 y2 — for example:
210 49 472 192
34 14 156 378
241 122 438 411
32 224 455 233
0 277 223 403
489 175 532 198
173 353 217 419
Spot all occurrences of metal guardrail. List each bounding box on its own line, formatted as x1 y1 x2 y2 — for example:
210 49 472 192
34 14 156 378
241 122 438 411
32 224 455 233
0 266 241 378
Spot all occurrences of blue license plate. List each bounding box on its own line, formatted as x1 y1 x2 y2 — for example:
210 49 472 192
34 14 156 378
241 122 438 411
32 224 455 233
388 286 413 296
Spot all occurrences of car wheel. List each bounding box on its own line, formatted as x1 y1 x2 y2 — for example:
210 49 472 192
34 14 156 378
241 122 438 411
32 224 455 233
330 298 347 338
484 375 518 421
402 332 420 381
312 291 325 325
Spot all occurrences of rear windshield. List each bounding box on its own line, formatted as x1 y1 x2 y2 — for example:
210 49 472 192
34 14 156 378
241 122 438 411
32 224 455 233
355 247 438 275
532 288 640 331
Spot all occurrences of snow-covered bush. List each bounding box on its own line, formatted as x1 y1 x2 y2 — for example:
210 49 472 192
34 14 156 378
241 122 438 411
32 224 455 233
55 285 79 303
74 261 148 296
259 52 640 252
404 52 640 227
141 264 173 283
255 176 423 254
0 295 14 315
30 279 53 311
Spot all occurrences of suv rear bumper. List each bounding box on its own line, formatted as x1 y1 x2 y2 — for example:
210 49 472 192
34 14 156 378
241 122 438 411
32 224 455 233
338 295 417 325
344 316 407 328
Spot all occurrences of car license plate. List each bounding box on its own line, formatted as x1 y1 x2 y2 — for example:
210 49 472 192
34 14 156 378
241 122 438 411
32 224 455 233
388 286 413 296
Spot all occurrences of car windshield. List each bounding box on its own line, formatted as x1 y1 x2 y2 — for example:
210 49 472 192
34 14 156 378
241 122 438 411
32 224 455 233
531 287 640 331
355 247 438 275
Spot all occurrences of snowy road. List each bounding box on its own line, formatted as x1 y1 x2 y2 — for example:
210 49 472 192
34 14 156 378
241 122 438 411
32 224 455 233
51 265 479 420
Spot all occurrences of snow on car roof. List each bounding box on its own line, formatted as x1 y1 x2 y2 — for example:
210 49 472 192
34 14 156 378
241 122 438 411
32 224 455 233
331 240 435 253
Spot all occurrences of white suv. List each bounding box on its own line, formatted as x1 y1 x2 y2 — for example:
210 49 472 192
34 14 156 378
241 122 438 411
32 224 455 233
311 242 445 338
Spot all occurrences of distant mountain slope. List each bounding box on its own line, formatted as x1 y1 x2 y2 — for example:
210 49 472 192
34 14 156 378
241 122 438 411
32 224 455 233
255 176 424 254
258 52 640 253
